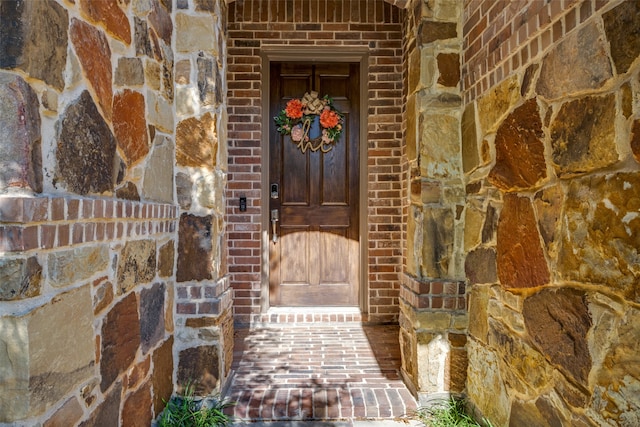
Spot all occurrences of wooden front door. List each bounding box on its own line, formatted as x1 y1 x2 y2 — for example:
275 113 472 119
269 62 360 307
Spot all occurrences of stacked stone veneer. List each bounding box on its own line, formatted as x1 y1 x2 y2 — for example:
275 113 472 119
462 0 640 425
173 0 234 400
399 0 467 403
0 0 231 425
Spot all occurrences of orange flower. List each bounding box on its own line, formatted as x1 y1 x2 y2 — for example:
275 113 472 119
285 99 304 119
320 109 339 128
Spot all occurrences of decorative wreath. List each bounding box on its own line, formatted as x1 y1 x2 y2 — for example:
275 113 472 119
274 91 344 153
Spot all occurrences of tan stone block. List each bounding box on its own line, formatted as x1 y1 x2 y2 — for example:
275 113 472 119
195 173 217 208
408 48 421 95
415 311 452 330
115 57 144 87
537 21 612 100
509 399 548 427
0 256 42 301
406 205 422 277
419 113 461 180
466 340 510 426
464 206 484 251
419 51 436 89
216 111 229 172
158 241 175 278
461 101 479 174
48 246 110 288
422 180 441 204
399 324 417 387
422 207 454 278
490 319 552 394
133 0 153 15
42 89 59 114
146 90 174 133
175 59 191 84
176 86 198 117
595 307 640 386
43 397 84 427
145 60 161 91
116 240 156 295
0 286 94 422
534 184 564 259
432 0 461 21
451 313 468 331
550 94 617 176
558 172 640 300
622 82 633 119
142 137 174 203
416 332 447 392
477 74 520 135
176 13 217 53
500 288 523 312
468 286 489 342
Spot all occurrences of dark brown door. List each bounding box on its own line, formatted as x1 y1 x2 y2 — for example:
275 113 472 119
269 62 360 307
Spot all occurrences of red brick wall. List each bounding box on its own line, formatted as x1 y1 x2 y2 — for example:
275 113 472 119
462 0 608 102
226 0 405 324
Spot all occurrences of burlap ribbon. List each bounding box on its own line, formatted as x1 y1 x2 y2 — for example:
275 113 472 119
302 91 326 115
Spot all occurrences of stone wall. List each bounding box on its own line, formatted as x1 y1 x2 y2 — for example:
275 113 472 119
462 0 640 425
173 0 234 399
399 0 467 404
0 0 230 425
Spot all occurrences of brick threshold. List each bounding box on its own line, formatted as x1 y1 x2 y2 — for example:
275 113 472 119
254 307 365 325
224 313 418 424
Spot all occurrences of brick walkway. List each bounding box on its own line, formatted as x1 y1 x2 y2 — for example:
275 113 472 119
224 313 418 425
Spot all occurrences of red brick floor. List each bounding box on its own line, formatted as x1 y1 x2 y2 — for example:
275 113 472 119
224 317 418 424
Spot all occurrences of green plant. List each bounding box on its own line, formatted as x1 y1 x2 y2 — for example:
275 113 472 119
416 398 494 427
157 382 233 427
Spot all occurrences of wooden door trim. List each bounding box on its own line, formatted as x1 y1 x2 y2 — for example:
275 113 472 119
260 48 369 314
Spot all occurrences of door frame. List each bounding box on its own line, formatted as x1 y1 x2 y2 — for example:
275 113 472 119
260 47 370 314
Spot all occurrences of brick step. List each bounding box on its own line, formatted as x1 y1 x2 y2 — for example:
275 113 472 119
224 323 418 424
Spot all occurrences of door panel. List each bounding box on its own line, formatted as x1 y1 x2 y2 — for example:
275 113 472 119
269 62 360 307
